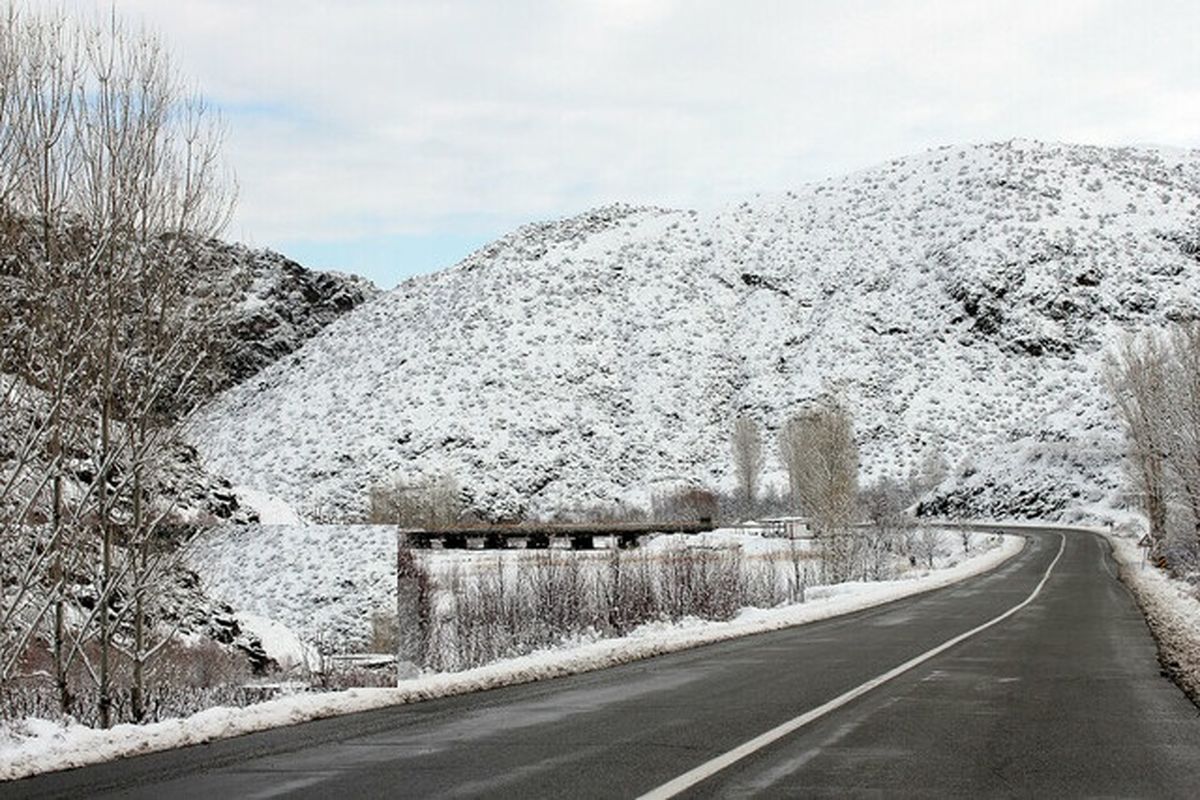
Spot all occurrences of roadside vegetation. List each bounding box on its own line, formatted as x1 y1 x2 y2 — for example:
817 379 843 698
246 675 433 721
1106 323 1200 580
1105 323 1200 706
376 392 964 676
391 523 980 675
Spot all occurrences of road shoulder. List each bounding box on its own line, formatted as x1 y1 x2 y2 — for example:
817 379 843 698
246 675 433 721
1101 527 1200 707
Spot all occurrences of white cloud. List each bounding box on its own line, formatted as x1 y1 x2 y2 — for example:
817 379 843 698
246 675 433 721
65 0 1200 252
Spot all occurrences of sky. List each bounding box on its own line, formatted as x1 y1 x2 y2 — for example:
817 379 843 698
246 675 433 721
65 0 1200 289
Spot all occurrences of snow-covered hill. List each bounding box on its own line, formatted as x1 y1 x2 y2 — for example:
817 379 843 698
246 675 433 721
191 140 1200 521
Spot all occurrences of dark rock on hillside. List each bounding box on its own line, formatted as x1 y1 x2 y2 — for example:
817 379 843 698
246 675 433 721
187 240 378 394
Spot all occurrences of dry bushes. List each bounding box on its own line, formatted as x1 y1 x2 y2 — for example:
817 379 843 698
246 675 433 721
418 546 807 672
366 473 464 527
651 486 719 522
3 638 255 726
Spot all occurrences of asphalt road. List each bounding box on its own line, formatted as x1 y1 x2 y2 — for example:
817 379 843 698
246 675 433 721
7 528 1200 799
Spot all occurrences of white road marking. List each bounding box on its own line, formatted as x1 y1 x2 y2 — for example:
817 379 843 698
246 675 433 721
637 532 1067 800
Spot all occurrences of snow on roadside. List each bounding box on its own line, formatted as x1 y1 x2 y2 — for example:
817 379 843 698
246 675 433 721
1100 525 1200 705
0 534 1022 782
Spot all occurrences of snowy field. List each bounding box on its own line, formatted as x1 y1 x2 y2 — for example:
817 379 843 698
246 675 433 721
3 531 1021 780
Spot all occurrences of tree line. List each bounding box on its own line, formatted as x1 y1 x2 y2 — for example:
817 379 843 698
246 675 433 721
731 392 949 582
1106 323 1200 565
0 4 233 726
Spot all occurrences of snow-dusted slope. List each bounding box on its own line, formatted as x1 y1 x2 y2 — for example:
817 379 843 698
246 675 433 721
191 141 1200 520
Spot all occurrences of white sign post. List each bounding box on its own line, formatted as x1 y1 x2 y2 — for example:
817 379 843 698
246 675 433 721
1137 533 1153 571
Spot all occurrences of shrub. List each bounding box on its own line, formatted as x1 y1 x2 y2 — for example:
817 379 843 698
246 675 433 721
366 473 464 527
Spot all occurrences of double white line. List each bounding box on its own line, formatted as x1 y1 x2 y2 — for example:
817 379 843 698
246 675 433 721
639 532 1066 799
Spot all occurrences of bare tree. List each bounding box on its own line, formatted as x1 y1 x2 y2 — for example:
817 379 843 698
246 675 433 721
395 531 432 681
912 523 943 569
72 10 232 728
0 2 98 711
0 379 61 687
0 4 233 726
780 397 859 582
777 415 803 511
1105 332 1172 550
731 415 763 512
859 477 910 580
1162 323 1200 549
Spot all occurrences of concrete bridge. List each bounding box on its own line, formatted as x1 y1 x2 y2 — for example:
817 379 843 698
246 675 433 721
405 519 715 550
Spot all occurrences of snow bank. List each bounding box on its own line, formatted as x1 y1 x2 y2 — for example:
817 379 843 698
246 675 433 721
0 534 1022 782
1101 526 1200 704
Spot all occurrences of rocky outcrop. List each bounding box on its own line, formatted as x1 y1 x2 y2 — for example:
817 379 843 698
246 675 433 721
189 241 377 392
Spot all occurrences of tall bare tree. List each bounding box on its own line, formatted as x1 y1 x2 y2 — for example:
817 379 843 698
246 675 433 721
859 477 911 581
779 397 859 581
778 414 804 511
730 415 763 512
74 10 232 727
0 3 233 726
1162 323 1200 548
1105 332 1171 548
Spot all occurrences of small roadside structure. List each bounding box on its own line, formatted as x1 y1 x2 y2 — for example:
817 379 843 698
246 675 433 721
759 516 813 540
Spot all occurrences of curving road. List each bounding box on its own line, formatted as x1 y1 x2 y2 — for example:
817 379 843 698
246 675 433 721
7 528 1200 798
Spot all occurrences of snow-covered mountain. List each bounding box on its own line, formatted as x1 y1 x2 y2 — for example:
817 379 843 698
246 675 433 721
191 140 1200 522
